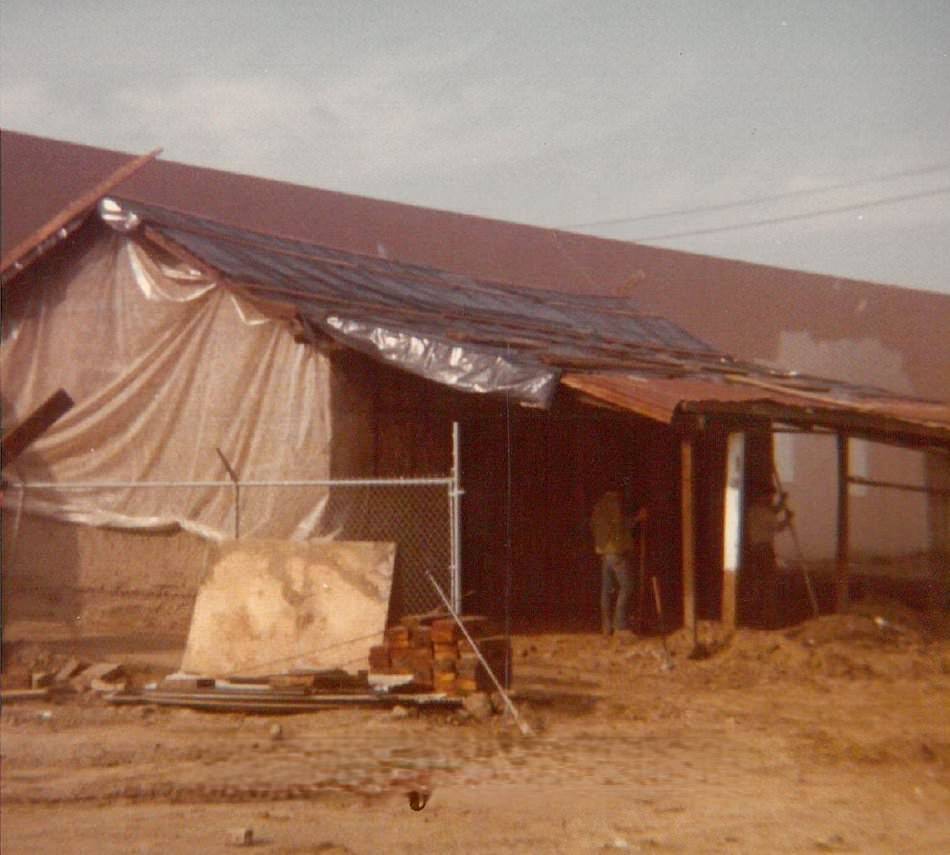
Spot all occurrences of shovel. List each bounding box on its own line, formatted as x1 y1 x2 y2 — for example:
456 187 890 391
651 576 675 671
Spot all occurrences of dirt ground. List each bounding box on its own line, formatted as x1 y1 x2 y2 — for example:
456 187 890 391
2 599 949 854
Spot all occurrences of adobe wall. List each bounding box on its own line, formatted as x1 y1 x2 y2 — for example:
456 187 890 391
1 512 208 635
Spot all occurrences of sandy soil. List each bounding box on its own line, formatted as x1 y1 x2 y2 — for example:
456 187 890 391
2 600 949 854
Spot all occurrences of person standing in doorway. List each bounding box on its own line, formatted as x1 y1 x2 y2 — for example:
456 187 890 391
591 489 647 636
745 482 791 627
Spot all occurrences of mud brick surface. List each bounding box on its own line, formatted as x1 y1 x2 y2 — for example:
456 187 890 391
429 619 459 644
399 612 448 630
434 672 457 693
433 642 459 662
432 657 456 675
412 664 434 687
368 645 390 671
410 648 433 670
384 625 410 648
430 615 494 643
410 625 432 648
389 648 414 671
456 653 479 678
456 675 478 694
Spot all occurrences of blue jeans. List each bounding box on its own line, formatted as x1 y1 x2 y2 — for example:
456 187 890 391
601 553 633 633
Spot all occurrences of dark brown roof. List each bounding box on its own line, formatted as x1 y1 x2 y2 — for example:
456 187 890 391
3 129 949 401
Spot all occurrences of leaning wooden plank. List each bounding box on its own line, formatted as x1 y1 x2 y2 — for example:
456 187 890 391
1 148 161 282
1 688 51 703
1 389 74 469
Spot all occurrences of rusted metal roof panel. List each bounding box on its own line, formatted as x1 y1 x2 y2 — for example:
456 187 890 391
560 374 765 422
562 372 950 444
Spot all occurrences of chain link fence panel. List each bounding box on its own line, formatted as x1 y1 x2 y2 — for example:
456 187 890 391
317 480 453 620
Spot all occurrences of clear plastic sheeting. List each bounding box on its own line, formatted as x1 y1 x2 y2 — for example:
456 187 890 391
1 232 367 540
322 315 559 407
98 197 140 233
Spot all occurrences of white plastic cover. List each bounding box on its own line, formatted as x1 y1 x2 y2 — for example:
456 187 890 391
1 232 365 540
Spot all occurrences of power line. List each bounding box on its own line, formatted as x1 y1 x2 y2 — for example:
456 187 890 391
563 161 950 230
631 185 950 244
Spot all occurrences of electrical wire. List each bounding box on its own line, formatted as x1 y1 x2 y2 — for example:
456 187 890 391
632 185 950 243
562 161 950 230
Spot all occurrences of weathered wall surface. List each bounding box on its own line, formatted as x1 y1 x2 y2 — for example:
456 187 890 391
1 513 209 634
770 330 931 563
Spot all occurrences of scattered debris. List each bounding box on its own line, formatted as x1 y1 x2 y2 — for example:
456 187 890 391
408 790 430 811
269 723 283 741
873 616 907 635
54 658 86 683
461 691 494 722
1 688 51 703
159 675 215 691
814 832 851 851
31 671 54 690
70 662 125 693
89 678 128 694
227 827 254 846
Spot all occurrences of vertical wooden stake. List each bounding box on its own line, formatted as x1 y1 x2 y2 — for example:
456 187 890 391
722 431 745 631
637 523 647 633
680 435 696 635
835 433 850 612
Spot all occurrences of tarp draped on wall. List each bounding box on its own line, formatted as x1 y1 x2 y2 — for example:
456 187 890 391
1 232 349 541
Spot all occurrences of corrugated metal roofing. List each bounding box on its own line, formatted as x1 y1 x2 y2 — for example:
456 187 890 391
561 373 950 444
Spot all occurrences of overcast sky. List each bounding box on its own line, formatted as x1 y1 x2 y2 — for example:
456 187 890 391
2 1 949 293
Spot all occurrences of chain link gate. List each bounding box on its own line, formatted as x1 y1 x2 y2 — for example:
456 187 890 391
313 424 462 619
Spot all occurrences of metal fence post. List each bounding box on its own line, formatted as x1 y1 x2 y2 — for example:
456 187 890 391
450 421 463 613
216 448 240 540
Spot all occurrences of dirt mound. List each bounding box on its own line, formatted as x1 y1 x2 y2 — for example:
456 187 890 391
686 605 950 683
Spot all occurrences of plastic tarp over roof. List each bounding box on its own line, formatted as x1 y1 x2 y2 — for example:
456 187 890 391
108 198 723 408
112 199 950 445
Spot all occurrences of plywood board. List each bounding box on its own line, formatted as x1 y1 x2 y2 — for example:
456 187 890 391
180 539 395 677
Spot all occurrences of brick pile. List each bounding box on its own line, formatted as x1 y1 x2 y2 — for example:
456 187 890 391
369 614 511 695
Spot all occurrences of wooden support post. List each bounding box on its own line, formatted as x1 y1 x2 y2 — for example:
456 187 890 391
722 432 745 630
926 452 950 606
680 435 696 635
835 433 850 612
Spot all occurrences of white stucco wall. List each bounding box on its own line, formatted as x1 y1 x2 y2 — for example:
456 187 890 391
772 330 930 564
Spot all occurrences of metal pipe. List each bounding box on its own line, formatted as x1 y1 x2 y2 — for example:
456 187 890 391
450 421 463 613
15 477 453 489
847 475 950 497
426 571 532 737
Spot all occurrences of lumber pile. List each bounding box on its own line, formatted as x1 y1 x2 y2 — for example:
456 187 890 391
369 614 511 695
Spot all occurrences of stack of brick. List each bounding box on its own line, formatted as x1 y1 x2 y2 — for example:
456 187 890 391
369 614 511 695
